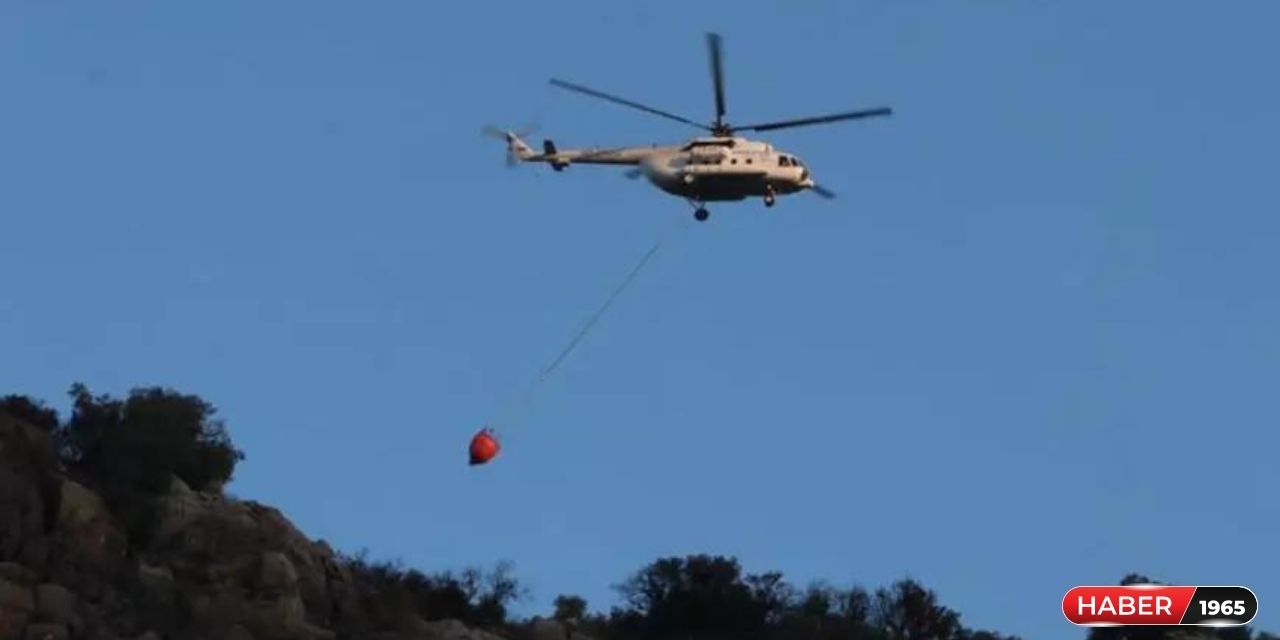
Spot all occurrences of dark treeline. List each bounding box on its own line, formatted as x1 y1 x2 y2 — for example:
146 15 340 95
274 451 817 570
1 386 1274 640
551 555 1015 640
344 550 1019 640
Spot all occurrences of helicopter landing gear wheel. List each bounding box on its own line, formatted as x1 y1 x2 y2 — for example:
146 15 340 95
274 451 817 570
764 186 776 208
694 208 710 222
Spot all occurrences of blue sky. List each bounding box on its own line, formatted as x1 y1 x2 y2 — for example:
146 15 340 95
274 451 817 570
3 2 1278 638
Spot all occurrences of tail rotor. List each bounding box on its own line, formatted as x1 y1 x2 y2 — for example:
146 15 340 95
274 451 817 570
482 122 540 167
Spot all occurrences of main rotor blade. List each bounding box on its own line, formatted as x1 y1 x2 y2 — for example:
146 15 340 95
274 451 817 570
810 184 837 199
549 78 711 131
736 107 893 132
708 33 726 124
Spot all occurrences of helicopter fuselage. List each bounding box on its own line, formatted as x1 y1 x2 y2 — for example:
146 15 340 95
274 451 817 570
511 134 814 204
644 137 813 202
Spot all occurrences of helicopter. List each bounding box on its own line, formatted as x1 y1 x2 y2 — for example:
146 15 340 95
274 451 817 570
487 33 892 222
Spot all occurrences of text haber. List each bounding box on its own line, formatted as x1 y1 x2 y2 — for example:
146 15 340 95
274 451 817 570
1076 594 1173 617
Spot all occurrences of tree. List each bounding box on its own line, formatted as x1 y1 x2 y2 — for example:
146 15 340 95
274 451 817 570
554 595 588 623
773 582 889 640
0 395 59 432
59 383 244 494
841 586 872 624
52 383 244 539
797 583 837 619
471 560 525 625
613 554 791 640
338 552 527 629
747 572 795 625
1120 573 1159 586
959 632 1021 640
872 579 962 640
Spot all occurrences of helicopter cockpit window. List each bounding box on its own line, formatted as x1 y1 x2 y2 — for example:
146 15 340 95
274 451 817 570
778 156 790 167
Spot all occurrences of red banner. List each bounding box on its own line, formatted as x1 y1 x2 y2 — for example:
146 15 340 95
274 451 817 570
1063 585 1198 626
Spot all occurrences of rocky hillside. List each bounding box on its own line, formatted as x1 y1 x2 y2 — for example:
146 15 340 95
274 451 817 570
1 387 1271 640
0 412 519 640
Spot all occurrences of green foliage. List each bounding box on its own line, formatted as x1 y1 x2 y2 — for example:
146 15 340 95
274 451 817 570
553 594 588 622
612 554 779 639
603 555 1029 640
872 579 962 640
468 560 525 625
32 383 246 541
342 551 526 629
0 394 60 432
59 383 244 494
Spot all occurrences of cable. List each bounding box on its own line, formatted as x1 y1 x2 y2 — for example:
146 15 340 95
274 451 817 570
534 239 660 384
487 216 689 433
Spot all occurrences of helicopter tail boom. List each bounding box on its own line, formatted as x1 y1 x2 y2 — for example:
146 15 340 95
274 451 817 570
489 124 667 169
504 131 537 161
492 130 570 169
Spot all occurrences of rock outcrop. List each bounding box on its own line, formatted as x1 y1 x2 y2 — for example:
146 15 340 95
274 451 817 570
0 413 516 640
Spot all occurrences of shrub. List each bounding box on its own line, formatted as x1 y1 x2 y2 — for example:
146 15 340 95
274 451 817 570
341 551 525 630
554 595 588 622
59 383 244 494
0 395 60 432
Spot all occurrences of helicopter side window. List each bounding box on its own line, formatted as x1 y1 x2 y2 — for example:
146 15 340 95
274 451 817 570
778 156 790 167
